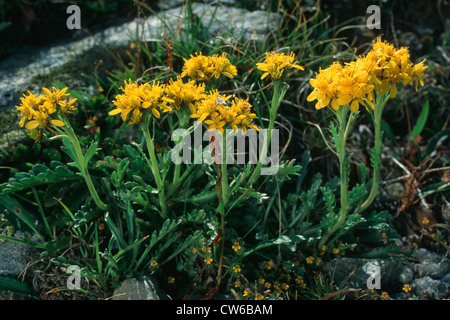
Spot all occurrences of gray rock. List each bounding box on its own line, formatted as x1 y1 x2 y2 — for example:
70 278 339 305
324 257 414 292
411 276 448 299
413 248 450 279
112 276 168 300
440 273 450 284
0 228 40 277
413 248 444 263
415 259 450 279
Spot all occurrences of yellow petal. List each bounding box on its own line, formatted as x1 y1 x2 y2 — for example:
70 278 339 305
109 109 122 116
350 100 359 113
25 121 40 130
50 119 66 127
389 84 397 99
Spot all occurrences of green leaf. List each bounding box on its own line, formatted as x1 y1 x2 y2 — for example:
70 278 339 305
411 100 429 137
0 276 39 299
104 212 127 250
381 119 395 139
0 194 42 238
84 141 100 168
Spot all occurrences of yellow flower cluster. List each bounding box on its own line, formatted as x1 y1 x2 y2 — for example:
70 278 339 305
16 87 76 141
256 51 304 81
181 52 237 82
307 37 427 113
365 37 427 97
162 76 205 112
110 80 173 124
190 90 259 134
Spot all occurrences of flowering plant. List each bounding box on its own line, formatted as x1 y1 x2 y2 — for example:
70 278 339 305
307 37 427 247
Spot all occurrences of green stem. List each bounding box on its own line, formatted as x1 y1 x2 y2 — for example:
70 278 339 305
356 93 389 214
141 119 168 219
62 122 107 211
221 130 229 206
246 81 288 187
319 107 350 248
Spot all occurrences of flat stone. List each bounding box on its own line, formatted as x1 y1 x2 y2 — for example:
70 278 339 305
112 276 168 300
411 276 448 299
324 257 414 292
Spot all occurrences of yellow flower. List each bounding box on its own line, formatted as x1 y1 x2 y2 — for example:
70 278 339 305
255 293 264 300
204 257 213 265
109 80 171 123
265 260 275 270
243 289 251 297
190 91 258 134
264 282 271 289
295 276 306 287
232 265 241 273
181 52 237 82
211 53 238 79
258 278 265 284
307 62 344 111
25 109 65 130
202 246 212 253
168 276 175 284
16 87 75 133
16 91 40 127
59 98 78 114
422 217 430 225
306 256 314 264
307 60 374 113
234 280 242 288
402 284 411 293
150 260 158 268
232 241 241 252
163 76 205 112
364 37 426 98
381 291 389 299
256 51 303 81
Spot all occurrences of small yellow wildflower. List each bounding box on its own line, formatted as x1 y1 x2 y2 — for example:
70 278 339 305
232 265 241 273
282 283 289 291
264 282 271 289
402 284 411 293
150 260 158 268
258 278 265 284
332 248 340 255
265 260 275 270
168 276 175 284
255 293 264 300
295 276 306 287
202 246 212 253
381 291 389 299
315 257 323 266
234 280 242 288
232 241 241 252
181 52 237 82
256 51 304 81
243 289 251 297
204 257 213 265
422 217 430 225
306 256 314 264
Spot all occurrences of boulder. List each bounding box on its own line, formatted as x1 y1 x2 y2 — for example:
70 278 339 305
111 276 168 300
